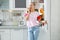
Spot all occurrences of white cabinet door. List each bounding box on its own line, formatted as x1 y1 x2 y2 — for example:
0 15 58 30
11 29 23 40
0 29 10 40
23 29 28 40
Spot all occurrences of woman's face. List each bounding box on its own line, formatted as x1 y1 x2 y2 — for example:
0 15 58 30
29 3 35 11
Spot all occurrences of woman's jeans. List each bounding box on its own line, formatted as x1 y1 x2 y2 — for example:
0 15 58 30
28 26 40 40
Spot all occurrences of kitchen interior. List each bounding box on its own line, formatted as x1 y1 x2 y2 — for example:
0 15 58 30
0 0 49 40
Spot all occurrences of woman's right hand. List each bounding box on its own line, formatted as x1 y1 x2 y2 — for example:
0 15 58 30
25 13 29 20
25 15 29 20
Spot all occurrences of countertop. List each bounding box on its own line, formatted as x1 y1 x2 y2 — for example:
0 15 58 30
0 25 28 29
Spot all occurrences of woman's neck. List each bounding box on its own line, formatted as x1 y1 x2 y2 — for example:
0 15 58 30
31 9 35 12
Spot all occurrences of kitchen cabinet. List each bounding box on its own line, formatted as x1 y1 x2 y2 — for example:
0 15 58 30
15 0 26 8
9 0 26 10
0 0 9 10
10 29 28 40
9 0 31 10
23 29 28 40
0 29 28 40
0 29 10 40
11 29 23 40
0 0 31 9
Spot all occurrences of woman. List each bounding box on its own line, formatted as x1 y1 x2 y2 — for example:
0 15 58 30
25 2 42 40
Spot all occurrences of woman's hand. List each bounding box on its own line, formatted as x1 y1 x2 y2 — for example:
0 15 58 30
25 14 29 20
25 13 29 21
41 20 47 26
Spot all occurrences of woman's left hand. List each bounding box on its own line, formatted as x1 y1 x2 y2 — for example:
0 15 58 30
42 20 47 26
